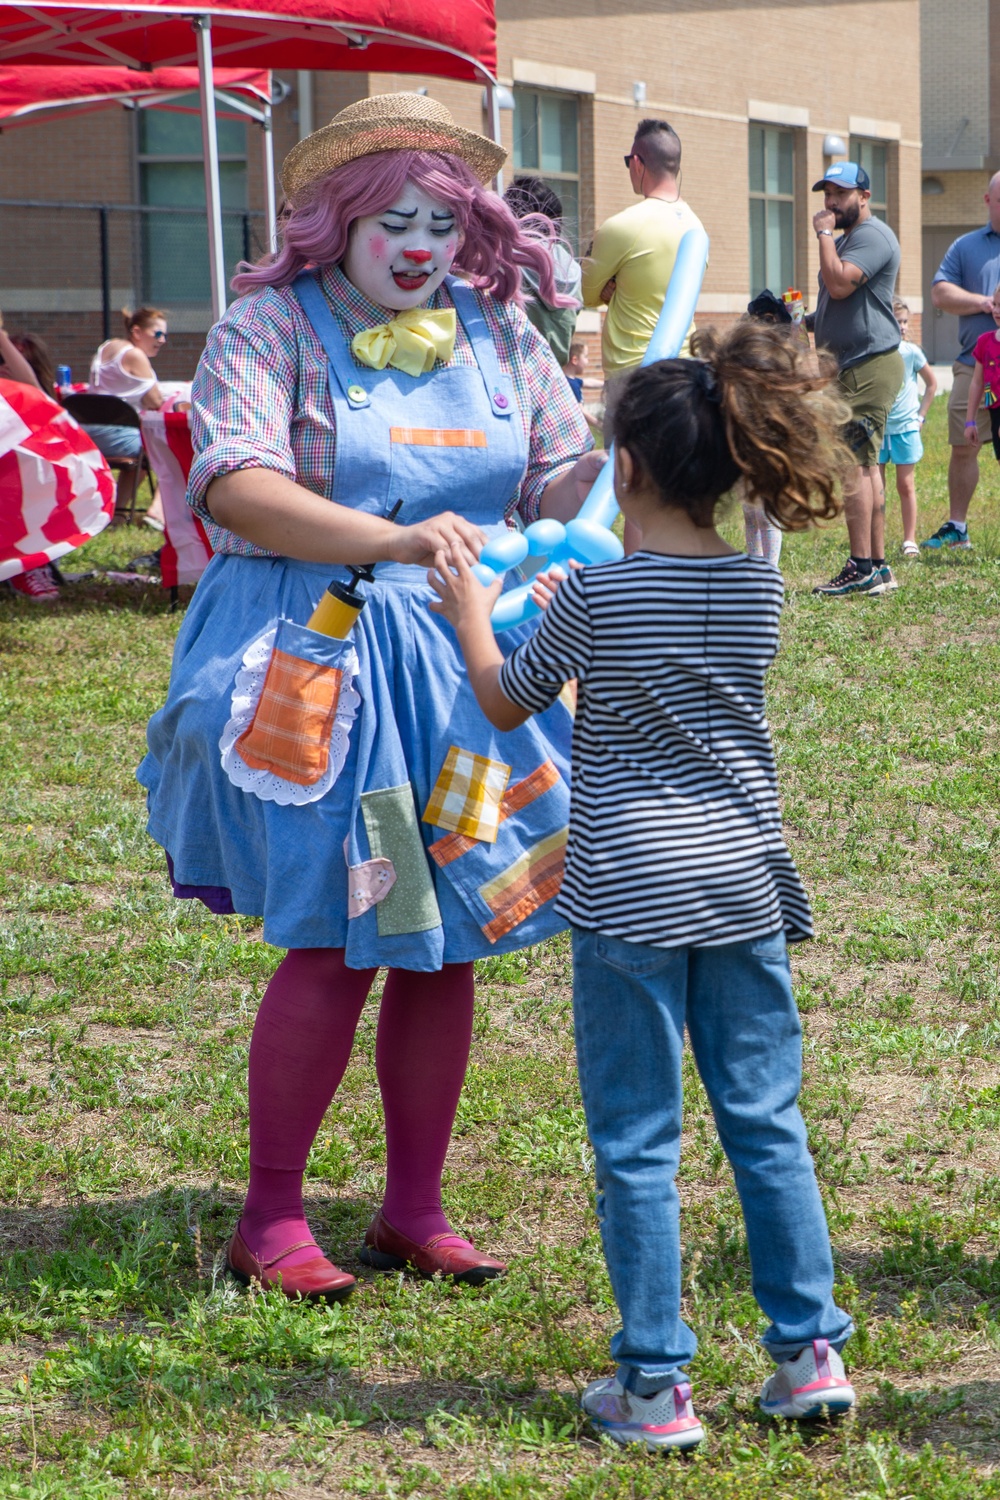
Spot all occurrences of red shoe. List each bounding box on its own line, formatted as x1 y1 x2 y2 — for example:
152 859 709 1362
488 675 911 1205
358 1209 507 1285
226 1227 356 1303
8 565 60 601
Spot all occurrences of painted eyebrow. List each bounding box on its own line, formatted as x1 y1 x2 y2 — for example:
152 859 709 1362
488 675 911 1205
382 207 418 219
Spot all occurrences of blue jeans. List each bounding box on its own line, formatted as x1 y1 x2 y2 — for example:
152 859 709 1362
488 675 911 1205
81 423 143 460
570 926 853 1395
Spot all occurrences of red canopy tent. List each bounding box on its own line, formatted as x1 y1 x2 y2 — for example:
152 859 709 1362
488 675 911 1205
0 2 496 79
0 63 271 120
0 2 500 316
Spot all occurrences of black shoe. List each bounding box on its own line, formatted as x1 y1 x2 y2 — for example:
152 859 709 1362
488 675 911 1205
812 559 884 597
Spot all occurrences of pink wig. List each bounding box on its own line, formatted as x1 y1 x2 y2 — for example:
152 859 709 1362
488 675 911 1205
232 150 570 307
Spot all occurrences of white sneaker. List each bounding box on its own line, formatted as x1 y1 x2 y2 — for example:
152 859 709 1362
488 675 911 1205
759 1339 855 1419
580 1375 704 1450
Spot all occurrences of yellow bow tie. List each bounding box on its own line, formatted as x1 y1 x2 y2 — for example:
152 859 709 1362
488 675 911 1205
351 308 456 377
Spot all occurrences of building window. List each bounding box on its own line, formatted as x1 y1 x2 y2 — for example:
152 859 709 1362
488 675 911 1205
139 98 248 304
749 125 796 297
512 87 580 249
850 137 888 222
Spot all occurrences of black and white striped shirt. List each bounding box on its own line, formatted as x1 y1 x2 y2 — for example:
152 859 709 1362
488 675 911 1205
499 551 812 948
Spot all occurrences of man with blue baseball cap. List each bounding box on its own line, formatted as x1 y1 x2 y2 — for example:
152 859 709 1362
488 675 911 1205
924 171 1000 551
810 161 904 597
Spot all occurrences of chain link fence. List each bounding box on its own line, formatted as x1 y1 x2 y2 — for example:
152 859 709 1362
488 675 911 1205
0 199 268 379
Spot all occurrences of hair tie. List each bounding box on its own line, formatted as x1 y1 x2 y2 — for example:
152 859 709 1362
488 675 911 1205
693 360 722 404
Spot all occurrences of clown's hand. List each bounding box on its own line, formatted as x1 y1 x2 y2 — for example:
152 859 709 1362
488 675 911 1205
392 512 486 569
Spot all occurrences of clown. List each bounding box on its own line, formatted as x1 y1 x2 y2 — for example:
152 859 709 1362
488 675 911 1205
138 94 598 1300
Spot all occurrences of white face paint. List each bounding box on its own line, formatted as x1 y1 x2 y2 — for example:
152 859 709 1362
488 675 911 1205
342 183 461 312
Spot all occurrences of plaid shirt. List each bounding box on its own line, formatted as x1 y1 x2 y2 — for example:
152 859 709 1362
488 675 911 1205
188 265 592 557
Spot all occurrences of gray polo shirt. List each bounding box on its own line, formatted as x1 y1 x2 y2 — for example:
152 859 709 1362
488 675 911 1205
933 225 1000 366
813 216 901 371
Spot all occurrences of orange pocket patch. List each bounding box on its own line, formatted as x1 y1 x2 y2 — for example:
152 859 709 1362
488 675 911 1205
236 647 343 786
389 427 487 448
477 827 568 944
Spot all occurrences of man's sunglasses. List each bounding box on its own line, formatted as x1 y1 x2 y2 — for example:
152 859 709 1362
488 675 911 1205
624 153 644 168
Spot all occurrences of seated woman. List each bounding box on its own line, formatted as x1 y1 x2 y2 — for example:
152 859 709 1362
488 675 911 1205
88 307 168 527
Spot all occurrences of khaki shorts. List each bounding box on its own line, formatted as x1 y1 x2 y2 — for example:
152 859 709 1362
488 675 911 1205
838 348 905 467
948 361 992 446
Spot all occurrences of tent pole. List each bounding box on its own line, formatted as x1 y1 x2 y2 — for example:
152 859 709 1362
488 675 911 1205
485 81 504 193
194 14 227 322
262 103 277 254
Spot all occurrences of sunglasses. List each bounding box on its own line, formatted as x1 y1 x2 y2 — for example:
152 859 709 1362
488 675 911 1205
624 153 644 168
151 330 167 341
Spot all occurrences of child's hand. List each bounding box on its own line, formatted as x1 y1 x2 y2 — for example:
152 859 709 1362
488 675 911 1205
530 558 582 611
427 546 503 630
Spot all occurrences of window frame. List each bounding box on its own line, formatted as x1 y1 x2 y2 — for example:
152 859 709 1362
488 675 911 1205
137 97 249 305
511 86 582 250
849 136 890 224
748 122 798 298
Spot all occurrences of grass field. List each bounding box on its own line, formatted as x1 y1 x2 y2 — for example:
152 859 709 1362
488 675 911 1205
2 401 1000 1499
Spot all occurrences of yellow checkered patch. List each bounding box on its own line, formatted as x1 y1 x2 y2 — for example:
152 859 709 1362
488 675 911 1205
422 746 512 843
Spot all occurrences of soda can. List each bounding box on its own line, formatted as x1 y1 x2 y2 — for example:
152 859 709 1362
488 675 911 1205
56 364 72 388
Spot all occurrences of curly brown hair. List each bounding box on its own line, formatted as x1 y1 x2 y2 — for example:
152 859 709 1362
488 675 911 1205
611 321 851 532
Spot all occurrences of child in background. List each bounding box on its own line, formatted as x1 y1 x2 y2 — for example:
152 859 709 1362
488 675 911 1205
879 298 937 558
429 322 856 1452
563 338 589 402
741 290 798 567
964 282 1000 469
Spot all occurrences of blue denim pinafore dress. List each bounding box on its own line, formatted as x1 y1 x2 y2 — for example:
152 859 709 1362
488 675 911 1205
139 274 574 970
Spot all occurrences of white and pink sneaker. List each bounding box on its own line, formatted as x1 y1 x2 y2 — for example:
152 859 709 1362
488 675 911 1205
759 1339 855 1419
581 1375 704 1450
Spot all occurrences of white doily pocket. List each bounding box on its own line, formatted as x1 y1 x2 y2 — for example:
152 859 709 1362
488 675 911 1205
220 618 361 806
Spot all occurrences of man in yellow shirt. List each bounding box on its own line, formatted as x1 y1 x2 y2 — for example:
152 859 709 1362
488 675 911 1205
582 119 703 389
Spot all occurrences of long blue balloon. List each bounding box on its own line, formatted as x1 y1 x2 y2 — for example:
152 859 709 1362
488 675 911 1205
576 223 711 532
488 223 711 631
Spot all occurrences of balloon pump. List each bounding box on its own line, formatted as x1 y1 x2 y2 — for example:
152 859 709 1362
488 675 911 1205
307 500 403 639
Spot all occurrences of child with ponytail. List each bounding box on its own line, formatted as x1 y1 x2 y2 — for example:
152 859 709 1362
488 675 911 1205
429 321 856 1451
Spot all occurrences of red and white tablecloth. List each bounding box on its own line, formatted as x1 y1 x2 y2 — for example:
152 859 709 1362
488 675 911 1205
140 409 213 588
0 377 114 580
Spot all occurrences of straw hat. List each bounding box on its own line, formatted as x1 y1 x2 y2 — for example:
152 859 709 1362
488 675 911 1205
282 93 508 197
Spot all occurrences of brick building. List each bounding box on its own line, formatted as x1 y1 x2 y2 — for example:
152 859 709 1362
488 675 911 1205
920 0 998 362
0 0 922 382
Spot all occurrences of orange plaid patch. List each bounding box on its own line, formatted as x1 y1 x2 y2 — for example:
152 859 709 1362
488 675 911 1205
236 647 343 786
389 427 487 448
478 828 568 944
429 760 561 867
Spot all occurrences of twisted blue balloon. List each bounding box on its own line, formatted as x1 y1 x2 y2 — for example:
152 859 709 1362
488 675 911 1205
481 224 711 632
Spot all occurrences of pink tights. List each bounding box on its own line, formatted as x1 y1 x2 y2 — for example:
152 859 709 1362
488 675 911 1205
240 948 475 1269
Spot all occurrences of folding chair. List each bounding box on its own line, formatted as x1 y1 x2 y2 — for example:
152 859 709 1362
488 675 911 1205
61 393 154 523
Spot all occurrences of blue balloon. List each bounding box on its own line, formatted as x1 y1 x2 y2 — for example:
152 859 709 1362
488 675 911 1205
524 517 565 556
480 530 529 574
488 223 710 632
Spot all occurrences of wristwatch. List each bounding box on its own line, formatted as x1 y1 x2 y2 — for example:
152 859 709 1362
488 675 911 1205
817 229 834 238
